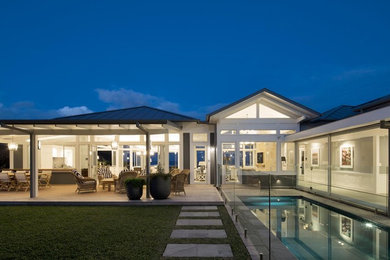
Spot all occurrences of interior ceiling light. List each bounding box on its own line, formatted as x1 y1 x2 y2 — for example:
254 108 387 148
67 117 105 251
8 136 18 151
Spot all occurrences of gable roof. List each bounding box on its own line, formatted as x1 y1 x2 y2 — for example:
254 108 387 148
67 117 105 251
206 88 320 121
53 106 198 123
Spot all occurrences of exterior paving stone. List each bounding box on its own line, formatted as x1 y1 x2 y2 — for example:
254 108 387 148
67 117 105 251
179 211 220 217
176 219 223 226
163 244 233 257
181 206 218 211
170 229 227 239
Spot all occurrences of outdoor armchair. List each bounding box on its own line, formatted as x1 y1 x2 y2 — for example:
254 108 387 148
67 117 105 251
71 170 97 194
180 169 190 184
171 173 186 195
115 170 138 193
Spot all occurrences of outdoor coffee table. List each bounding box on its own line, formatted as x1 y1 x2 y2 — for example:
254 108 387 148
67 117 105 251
101 178 116 191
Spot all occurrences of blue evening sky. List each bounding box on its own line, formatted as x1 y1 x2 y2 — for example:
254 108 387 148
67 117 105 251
0 0 389 119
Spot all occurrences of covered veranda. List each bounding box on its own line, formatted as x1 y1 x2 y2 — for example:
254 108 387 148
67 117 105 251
0 106 207 200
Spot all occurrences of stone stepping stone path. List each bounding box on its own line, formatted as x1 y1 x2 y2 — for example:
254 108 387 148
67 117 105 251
163 205 233 258
181 205 218 211
163 244 232 258
179 211 220 217
176 219 223 226
171 229 227 239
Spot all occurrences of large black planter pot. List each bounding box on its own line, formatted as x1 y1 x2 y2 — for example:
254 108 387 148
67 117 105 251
126 183 143 200
150 177 171 200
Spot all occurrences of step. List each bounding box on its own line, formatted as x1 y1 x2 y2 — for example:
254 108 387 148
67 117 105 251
170 229 227 239
176 219 223 226
181 206 218 211
179 211 220 217
163 244 233 257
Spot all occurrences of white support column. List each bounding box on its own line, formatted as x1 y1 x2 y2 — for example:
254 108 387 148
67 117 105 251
9 150 14 169
235 140 241 183
276 140 281 173
146 132 151 198
30 133 38 198
75 136 80 171
163 144 169 173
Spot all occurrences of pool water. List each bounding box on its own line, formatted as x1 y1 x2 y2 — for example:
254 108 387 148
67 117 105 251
240 196 389 260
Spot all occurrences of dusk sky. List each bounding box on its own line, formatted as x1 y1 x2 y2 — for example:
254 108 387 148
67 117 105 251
0 1 389 120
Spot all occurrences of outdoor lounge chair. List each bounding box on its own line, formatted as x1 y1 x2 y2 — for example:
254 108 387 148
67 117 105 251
14 171 30 192
0 172 14 191
115 170 138 193
71 170 97 193
171 172 186 195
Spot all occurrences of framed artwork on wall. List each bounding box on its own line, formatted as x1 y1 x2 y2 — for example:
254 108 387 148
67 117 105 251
340 215 353 242
340 145 354 168
311 148 320 167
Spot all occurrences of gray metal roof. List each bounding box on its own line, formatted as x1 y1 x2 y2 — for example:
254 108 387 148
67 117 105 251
309 105 356 122
53 106 198 122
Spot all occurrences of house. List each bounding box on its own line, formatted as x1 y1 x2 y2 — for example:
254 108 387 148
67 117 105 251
0 89 389 213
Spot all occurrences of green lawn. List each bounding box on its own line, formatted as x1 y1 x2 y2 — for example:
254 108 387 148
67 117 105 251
0 206 180 259
0 206 249 259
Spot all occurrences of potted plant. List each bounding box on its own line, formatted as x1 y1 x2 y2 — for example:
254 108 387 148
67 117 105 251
150 164 171 200
125 178 145 200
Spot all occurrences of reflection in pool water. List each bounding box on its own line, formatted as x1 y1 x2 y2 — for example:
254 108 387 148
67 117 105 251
240 196 389 259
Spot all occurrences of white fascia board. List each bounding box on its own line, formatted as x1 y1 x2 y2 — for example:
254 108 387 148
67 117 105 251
286 106 390 142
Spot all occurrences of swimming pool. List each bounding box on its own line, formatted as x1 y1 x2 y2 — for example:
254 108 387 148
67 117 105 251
240 196 389 259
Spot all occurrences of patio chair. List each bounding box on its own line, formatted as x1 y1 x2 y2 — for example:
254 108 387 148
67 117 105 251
71 170 97 194
180 169 190 184
97 167 117 190
0 172 14 191
38 170 52 189
115 170 138 193
14 171 30 192
171 173 186 195
169 168 180 176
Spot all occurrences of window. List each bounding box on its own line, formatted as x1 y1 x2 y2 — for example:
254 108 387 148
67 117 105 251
94 135 115 142
227 104 256 119
120 135 141 142
239 130 276 135
240 143 255 168
151 134 165 142
280 130 296 135
193 133 208 142
222 143 235 166
169 145 180 169
169 133 180 142
281 142 295 172
220 130 236 135
259 104 289 118
240 142 277 171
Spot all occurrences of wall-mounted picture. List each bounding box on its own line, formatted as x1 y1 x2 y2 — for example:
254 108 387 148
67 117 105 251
311 148 320 167
340 145 354 168
340 216 353 242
